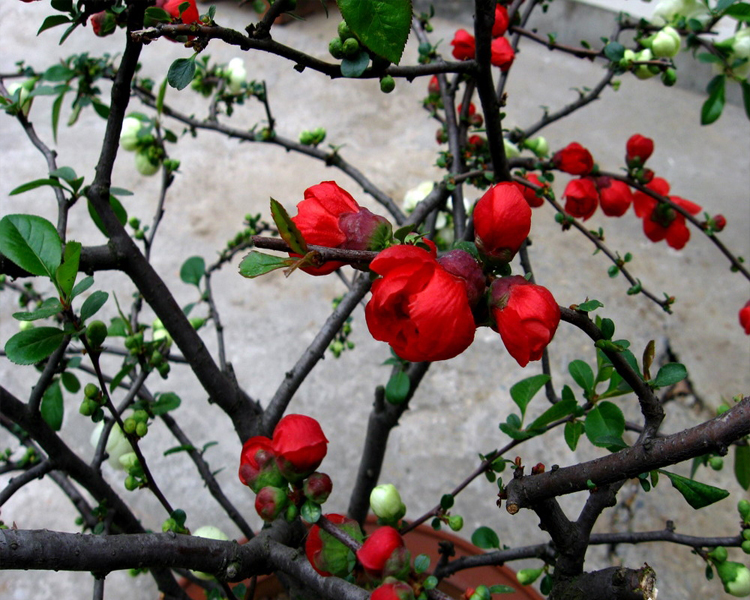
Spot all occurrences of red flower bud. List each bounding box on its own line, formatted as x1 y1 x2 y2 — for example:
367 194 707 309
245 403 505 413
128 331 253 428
239 436 285 492
489 276 560 367
437 249 486 308
272 414 328 481
513 173 547 208
427 75 440 95
473 182 532 263
596 177 632 217
306 514 364 577
626 134 654 167
451 29 476 61
255 486 289 522
493 5 510 37
356 526 405 576
739 300 750 335
371 580 416 600
712 214 727 232
457 103 476 117
339 208 392 251
90 11 116 37
563 178 599 221
552 142 594 175
163 0 199 24
303 472 333 504
365 241 476 362
468 135 486 148
490 36 515 71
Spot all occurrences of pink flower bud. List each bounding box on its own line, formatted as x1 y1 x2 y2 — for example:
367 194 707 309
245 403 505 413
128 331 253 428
356 526 405 576
238 436 285 493
552 142 594 175
273 414 328 481
305 514 364 577
303 472 333 504
437 250 486 308
473 183 532 263
255 486 289 522
339 207 392 251
563 178 599 220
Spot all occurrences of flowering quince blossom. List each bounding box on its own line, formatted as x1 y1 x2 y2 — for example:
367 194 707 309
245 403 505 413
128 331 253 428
633 177 670 218
365 241 476 362
493 5 510 37
632 178 701 249
163 0 200 24
490 36 515 71
563 177 599 220
489 276 561 367
739 301 750 335
473 182 532 262
291 181 392 275
371 580 416 600
451 29 476 60
596 176 632 217
356 526 406 576
513 173 547 208
272 414 328 481
552 142 594 175
238 436 285 492
436 249 486 307
305 514 364 577
625 134 654 167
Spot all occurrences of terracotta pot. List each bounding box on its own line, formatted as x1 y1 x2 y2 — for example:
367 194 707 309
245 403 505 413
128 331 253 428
180 517 543 599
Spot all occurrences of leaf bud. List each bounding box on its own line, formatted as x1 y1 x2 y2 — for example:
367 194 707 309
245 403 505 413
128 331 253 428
709 546 728 563
86 320 108 348
329 37 344 59
342 38 360 58
337 21 353 41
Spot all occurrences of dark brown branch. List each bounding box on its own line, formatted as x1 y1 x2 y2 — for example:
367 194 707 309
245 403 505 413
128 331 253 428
550 565 657 600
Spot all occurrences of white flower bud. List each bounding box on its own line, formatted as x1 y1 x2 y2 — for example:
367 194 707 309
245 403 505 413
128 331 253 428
226 57 247 95
652 27 681 58
370 483 406 522
90 422 134 470
119 117 143 152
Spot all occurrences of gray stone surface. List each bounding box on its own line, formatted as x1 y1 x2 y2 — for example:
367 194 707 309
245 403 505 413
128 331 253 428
1 1 749 600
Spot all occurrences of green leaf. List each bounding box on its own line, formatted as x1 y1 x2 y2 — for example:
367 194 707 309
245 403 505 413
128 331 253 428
509 374 550 420
337 0 412 64
9 178 67 196
658 469 730 509
49 166 77 184
164 444 196 456
584 401 625 450
4 327 66 365
569 360 595 394
701 75 725 125
741 80 750 120
385 371 410 404
80 291 109 322
71 276 94 299
471 526 500 549
157 78 168 116
735 444 750 490
600 317 615 340
151 392 181 416
301 500 322 524
0 214 62 278
604 41 625 62
238 251 294 278
651 363 687 388
87 196 128 237
13 298 63 321
577 299 603 312
56 240 81 299
41 379 64 431
340 51 370 78
564 420 584 451
61 371 80 393
51 90 67 143
38 15 71 35
527 398 577 431
167 55 197 91
488 585 516 595
440 494 454 510
144 6 173 25
180 256 205 287
270 198 308 255
110 187 134 197
725 2 750 20
717 0 741 11
414 554 430 574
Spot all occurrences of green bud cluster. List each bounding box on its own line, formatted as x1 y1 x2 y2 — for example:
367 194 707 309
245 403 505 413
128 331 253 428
123 409 150 439
122 451 145 491
299 127 327 146
79 382 106 419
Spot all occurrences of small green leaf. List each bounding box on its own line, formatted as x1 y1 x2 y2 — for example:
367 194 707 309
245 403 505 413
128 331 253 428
239 251 295 278
527 398 577 431
167 55 197 91
489 585 516 594
651 363 687 388
80 291 109 322
157 78 168 116
393 223 416 243
41 379 64 431
577 299 604 312
163 444 196 456
600 317 615 340
604 41 625 61
144 6 173 25
414 554 430 574
151 392 181 415
471 526 500 549
270 198 308 255
735 444 750 490
725 2 750 20
9 178 67 196
440 494 454 510
340 51 370 78
385 371 410 404
584 401 626 450
564 420 584 451
701 75 725 125
13 298 63 321
301 500 322 524
717 0 741 12
4 327 66 365
180 256 205 287
0 214 62 278
38 15 71 35
510 374 550 420
56 240 81 299
49 166 77 184
71 276 94 299
658 469 730 509
337 0 412 64
61 371 80 393
569 360 595 395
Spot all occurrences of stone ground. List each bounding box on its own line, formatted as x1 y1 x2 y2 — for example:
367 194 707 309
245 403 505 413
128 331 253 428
1 1 749 599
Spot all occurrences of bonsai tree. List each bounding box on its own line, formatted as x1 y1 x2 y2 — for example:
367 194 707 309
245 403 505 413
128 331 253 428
1 0 749 599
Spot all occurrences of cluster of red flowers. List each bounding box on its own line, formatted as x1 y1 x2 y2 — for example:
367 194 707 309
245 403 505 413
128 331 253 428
450 5 515 71
238 414 330 521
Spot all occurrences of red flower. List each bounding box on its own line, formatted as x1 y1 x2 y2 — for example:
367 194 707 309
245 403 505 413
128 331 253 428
513 173 547 208
272 414 328 481
90 11 116 37
596 177 632 217
632 177 670 218
428 75 440 94
163 0 200 24
451 29 476 60
356 526 405 576
291 181 391 275
457 102 476 117
552 142 594 175
493 5 510 37
491 36 515 71
238 436 285 492
712 214 727 232
739 300 750 335
563 178 599 220
436 249 486 307
365 241 476 362
371 581 416 600
641 195 701 250
626 134 654 167
489 276 560 367
306 514 364 577
473 182 532 262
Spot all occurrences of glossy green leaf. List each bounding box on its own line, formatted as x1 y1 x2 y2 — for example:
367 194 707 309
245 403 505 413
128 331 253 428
725 2 750 20
385 371 410 404
71 276 94 299
56 240 81 299
735 444 750 490
564 420 584 451
527 398 577 431
701 75 725 125
61 371 80 393
337 0 412 64
239 251 294 278
9 178 67 196
80 291 109 322
340 51 370 78
510 374 550 420
569 360 595 394
270 198 308 255
652 363 687 388
604 41 625 61
577 299 604 312
440 494 454 510
658 469 730 509
471 526 500 549
151 392 181 416
584 401 625 450
180 256 205 287
41 379 64 431
38 15 71 35
13 298 63 321
0 214 62 278
49 166 77 184
167 55 197 91
4 327 66 365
